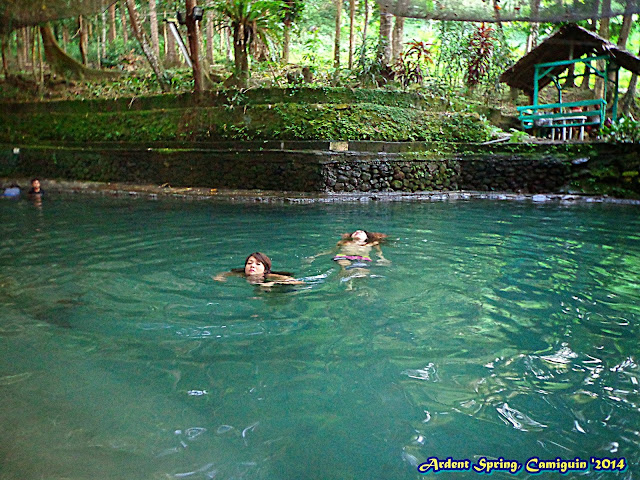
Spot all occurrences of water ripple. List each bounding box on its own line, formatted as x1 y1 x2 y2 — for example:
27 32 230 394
496 403 548 432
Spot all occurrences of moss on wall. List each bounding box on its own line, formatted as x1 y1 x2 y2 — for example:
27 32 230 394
2 143 638 198
1 104 491 144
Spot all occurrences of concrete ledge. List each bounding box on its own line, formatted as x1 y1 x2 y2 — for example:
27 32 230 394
3 178 639 205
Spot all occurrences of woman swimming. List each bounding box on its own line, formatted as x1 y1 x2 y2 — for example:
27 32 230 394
214 252 304 286
307 230 390 270
332 230 389 269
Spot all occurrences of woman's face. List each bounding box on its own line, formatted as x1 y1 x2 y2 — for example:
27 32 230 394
245 256 266 276
351 230 368 243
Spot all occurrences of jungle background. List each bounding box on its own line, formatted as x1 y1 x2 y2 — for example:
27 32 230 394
1 0 640 121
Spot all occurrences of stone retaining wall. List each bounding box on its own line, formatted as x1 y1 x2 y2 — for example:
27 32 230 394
322 154 570 194
1 143 639 198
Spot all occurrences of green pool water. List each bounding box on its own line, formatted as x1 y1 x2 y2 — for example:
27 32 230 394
1 196 638 480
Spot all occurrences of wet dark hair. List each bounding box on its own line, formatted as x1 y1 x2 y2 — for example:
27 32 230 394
230 252 294 277
30 178 40 184
339 230 387 245
244 252 272 274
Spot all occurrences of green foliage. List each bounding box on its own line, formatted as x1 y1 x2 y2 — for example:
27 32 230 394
212 0 286 83
392 41 433 88
0 88 494 144
279 0 304 24
354 40 392 87
507 128 530 143
434 22 473 87
301 26 324 66
100 37 142 68
600 116 640 143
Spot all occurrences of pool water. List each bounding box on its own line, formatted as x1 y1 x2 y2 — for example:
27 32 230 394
1 196 639 480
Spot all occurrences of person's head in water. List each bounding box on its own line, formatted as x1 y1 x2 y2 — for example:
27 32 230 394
350 230 369 243
30 178 41 193
244 252 272 276
341 230 387 245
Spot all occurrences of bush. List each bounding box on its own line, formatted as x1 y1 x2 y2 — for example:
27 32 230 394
600 116 640 143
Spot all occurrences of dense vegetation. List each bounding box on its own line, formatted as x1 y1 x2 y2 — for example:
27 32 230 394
1 0 640 142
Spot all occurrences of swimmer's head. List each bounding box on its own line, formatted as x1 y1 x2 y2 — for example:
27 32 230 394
244 252 271 276
341 230 388 244
350 230 369 243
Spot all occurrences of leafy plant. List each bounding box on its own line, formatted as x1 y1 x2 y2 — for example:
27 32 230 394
600 116 640 143
435 21 473 87
392 40 433 88
212 0 286 87
465 23 495 87
354 40 393 87
301 26 323 66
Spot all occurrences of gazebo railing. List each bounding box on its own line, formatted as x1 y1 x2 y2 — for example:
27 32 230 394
517 99 606 139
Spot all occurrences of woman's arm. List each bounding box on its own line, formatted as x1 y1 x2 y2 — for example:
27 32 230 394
373 244 391 265
213 270 244 282
304 246 339 264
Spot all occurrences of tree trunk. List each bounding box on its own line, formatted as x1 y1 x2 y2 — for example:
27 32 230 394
232 22 249 87
564 64 576 88
121 1 129 44
616 0 634 51
1 34 8 78
620 66 637 116
31 27 38 87
16 29 24 72
360 0 369 65
165 11 179 66
224 23 232 62
348 0 355 69
334 0 342 70
620 31 639 116
109 3 117 43
96 17 102 69
36 26 45 93
24 28 31 70
197 7 208 69
525 25 538 52
391 14 404 63
580 17 598 90
40 24 118 81
61 24 69 51
378 5 392 65
150 0 161 61
78 16 89 65
19 28 29 71
526 0 540 52
185 0 204 93
206 9 215 66
595 0 611 99
283 21 291 64
224 26 233 60
564 43 576 88
125 0 169 91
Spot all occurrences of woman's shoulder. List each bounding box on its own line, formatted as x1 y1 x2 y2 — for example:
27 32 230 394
266 273 293 280
265 273 305 285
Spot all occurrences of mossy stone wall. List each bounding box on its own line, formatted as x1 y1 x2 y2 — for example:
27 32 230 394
1 147 325 191
2 143 639 198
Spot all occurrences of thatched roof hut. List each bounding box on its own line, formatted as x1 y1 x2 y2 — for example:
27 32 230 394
501 24 640 96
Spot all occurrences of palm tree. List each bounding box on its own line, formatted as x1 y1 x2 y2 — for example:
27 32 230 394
281 0 302 64
214 0 284 87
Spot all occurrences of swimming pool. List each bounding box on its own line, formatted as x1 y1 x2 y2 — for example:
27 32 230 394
1 196 638 479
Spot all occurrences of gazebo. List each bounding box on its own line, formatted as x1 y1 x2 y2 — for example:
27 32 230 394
501 24 640 139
